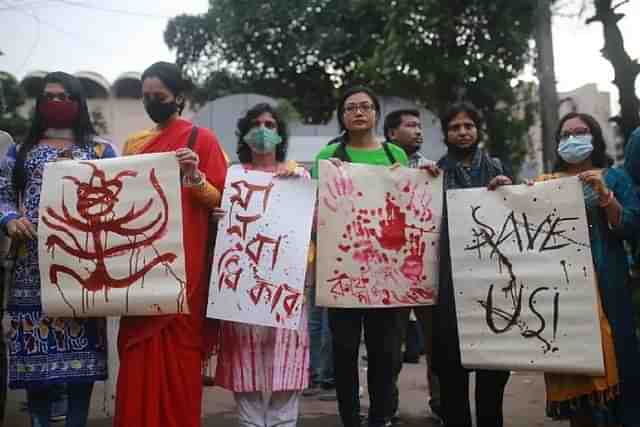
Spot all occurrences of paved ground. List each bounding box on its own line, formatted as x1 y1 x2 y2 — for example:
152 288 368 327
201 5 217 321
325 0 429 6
3 357 567 427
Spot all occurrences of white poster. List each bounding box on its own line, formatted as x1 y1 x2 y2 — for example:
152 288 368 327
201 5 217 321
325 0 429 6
317 160 443 308
447 177 604 374
39 153 188 317
207 166 317 330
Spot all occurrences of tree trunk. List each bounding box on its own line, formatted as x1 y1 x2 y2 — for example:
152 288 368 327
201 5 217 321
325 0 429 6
588 0 640 145
535 0 560 173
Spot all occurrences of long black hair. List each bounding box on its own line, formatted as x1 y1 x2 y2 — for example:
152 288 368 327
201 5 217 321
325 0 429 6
236 103 289 164
440 101 484 145
336 85 381 136
13 71 96 195
553 112 612 172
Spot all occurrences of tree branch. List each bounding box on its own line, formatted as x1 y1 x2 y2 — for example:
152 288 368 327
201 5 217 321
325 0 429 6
612 0 630 11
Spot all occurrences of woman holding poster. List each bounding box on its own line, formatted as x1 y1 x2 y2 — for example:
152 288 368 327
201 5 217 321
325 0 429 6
432 102 513 427
113 62 228 427
312 86 410 427
539 113 640 427
0 71 116 427
214 102 312 427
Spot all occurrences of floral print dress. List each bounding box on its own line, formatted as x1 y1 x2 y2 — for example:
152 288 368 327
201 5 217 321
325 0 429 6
0 142 114 388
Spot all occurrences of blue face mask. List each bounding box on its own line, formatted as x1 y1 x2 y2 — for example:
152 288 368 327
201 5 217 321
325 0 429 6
557 135 594 164
244 127 282 154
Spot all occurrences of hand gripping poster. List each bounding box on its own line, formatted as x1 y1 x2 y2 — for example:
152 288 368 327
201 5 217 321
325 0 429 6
447 177 604 375
316 160 443 308
207 165 317 330
38 153 188 317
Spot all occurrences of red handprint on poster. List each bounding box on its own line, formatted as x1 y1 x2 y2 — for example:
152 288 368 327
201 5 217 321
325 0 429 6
317 160 442 307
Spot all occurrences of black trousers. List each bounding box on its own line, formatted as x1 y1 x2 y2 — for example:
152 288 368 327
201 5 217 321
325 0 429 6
329 307 404 427
391 307 440 416
434 363 510 427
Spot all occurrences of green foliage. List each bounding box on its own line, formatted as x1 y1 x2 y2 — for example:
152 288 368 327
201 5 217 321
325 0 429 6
165 0 538 173
275 98 302 124
90 110 109 136
0 72 29 141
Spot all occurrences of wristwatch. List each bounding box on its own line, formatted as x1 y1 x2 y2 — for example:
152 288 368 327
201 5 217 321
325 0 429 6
183 171 205 188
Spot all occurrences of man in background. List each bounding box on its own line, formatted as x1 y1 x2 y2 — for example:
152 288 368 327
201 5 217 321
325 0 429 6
383 109 442 423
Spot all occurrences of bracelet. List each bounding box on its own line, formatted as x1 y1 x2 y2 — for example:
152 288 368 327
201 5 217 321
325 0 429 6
599 190 614 208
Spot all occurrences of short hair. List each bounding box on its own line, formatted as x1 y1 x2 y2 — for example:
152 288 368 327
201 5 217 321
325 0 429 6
383 109 420 141
553 112 612 172
440 102 484 145
236 103 289 164
336 85 381 134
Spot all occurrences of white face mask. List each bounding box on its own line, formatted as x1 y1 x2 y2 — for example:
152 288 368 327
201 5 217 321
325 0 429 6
557 134 594 164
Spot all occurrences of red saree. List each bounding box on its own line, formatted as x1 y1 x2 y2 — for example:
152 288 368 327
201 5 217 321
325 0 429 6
114 118 227 427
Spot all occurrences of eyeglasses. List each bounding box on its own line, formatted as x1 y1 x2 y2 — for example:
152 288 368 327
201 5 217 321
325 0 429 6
559 127 591 140
42 92 72 102
344 102 375 115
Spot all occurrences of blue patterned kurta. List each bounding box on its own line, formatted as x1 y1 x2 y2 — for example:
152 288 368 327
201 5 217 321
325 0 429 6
589 168 640 425
0 142 115 389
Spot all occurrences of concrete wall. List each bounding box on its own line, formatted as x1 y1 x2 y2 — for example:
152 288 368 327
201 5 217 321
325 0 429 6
192 94 446 164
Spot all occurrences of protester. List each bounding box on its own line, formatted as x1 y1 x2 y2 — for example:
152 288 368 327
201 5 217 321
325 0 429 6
214 102 311 427
312 86 409 427
0 130 13 154
433 102 512 427
0 71 115 427
114 61 228 427
624 127 640 289
0 128 13 426
383 108 442 421
305 259 336 400
539 113 640 427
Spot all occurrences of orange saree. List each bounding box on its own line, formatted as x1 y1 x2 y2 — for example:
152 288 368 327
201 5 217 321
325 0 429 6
114 118 227 427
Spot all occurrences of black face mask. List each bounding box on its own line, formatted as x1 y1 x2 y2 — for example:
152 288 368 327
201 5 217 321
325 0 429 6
447 142 478 159
144 99 178 124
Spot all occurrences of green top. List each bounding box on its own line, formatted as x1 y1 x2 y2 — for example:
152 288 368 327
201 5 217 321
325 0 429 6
311 142 409 179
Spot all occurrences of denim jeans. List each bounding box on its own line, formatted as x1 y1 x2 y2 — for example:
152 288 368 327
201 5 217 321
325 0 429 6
27 382 93 427
308 283 334 386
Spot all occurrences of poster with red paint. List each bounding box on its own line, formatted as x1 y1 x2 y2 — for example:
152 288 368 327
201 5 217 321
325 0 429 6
38 153 188 317
316 160 443 308
447 177 603 374
206 165 317 329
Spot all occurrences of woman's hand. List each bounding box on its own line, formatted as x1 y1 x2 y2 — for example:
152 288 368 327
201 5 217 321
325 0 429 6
578 170 609 201
487 175 512 191
274 161 302 178
211 207 226 222
328 157 343 168
175 148 199 179
7 217 37 240
419 161 441 177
